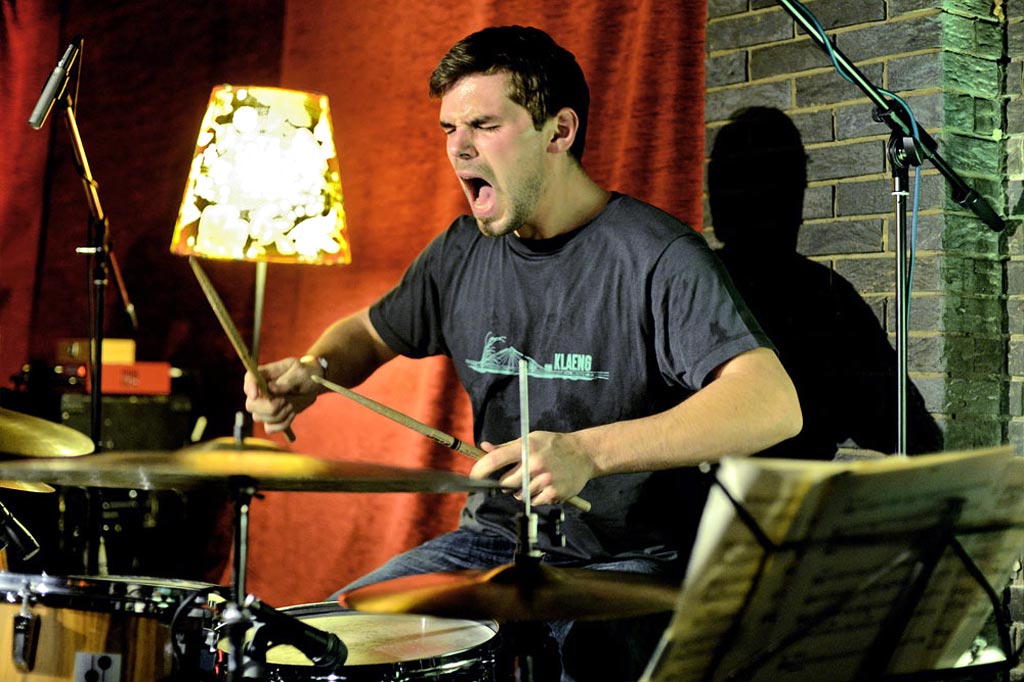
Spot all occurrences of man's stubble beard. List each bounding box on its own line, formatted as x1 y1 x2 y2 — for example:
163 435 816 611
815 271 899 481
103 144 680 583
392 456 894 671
475 172 545 239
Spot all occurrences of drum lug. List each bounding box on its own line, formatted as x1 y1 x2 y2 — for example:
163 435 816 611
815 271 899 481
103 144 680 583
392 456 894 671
12 611 40 671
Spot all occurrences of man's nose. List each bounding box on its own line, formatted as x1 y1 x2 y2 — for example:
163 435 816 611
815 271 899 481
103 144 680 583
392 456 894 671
448 129 477 160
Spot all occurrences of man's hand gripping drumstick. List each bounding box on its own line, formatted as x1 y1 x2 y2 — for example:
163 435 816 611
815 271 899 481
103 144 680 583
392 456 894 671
309 374 591 513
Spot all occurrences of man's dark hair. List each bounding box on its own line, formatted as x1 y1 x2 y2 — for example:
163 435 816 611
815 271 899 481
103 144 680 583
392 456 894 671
429 26 590 162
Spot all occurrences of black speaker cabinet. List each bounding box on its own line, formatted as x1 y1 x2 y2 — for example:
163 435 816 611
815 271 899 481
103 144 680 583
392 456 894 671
41 393 224 580
60 393 193 451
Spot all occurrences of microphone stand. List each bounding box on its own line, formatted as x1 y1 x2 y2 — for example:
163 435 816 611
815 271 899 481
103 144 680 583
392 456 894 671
774 0 1006 455
32 37 138 574
34 37 138 451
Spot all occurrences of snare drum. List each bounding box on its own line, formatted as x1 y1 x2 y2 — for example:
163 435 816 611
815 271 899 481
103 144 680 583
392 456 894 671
0 573 220 682
233 602 500 681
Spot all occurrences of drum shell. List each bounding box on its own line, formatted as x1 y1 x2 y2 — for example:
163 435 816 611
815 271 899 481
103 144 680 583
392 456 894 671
0 573 218 682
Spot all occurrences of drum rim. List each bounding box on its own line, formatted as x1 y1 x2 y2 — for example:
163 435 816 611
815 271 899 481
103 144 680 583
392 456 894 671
0 572 217 591
0 572 221 618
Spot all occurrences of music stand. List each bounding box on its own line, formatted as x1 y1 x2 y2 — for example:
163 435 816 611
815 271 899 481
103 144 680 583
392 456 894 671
642 448 1024 681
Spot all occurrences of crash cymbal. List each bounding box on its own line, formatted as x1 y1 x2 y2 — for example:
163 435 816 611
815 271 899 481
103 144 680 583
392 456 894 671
0 447 503 494
0 407 95 458
342 561 679 622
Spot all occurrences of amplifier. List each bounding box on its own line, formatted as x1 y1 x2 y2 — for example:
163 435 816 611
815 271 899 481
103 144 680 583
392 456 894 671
60 393 193 451
52 393 213 579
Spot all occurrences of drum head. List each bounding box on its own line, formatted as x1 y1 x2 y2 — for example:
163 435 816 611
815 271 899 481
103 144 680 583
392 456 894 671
263 602 497 667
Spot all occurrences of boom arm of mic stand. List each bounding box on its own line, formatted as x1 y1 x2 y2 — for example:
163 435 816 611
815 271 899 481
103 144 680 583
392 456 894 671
64 104 138 334
775 0 1005 232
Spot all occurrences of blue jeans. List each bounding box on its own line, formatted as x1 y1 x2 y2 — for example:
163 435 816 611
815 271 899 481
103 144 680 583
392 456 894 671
333 528 675 682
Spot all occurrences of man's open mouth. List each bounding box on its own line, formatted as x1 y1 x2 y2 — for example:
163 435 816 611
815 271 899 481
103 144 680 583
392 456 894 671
460 173 496 214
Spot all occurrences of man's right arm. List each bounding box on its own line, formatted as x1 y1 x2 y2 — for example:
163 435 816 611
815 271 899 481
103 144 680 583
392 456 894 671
244 307 397 434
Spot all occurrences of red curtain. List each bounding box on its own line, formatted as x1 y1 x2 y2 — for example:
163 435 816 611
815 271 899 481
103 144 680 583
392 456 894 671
0 1 705 606
0 1 59 386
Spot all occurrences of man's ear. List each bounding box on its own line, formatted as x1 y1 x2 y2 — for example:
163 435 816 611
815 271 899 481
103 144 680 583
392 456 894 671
546 108 579 154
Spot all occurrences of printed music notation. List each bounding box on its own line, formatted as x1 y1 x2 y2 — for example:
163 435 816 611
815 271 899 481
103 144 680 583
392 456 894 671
642 447 1024 682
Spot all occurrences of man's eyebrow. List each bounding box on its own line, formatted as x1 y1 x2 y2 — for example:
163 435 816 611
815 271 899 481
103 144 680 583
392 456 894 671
439 115 500 129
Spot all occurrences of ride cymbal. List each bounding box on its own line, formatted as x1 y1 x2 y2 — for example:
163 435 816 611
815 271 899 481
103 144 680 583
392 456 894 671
0 407 95 458
342 561 680 622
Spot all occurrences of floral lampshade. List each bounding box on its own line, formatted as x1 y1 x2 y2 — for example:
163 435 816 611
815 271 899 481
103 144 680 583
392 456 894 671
170 85 350 265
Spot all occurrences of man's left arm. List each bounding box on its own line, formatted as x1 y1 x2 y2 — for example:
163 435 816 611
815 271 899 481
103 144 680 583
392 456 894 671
472 347 802 505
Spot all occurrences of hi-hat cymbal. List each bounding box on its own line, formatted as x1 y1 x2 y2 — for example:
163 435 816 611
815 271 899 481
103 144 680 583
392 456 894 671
0 407 95 458
179 436 288 453
342 561 679 622
0 445 503 494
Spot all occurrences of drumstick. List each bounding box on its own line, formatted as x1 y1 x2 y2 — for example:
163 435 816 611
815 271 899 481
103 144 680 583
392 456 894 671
310 374 591 513
189 257 296 443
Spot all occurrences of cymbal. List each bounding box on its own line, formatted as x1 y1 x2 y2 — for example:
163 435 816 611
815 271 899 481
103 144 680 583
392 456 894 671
0 445 503 494
0 480 54 493
179 436 288 453
342 561 680 622
0 407 95 458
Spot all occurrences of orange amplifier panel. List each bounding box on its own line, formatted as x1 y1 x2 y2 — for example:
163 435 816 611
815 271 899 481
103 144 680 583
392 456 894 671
57 338 136 365
85 362 171 395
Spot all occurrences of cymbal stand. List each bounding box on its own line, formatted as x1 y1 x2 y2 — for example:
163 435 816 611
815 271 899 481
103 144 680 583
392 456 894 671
218 419 262 680
228 414 259 603
211 479 258 681
515 359 542 566
218 600 257 681
503 360 562 682
230 482 257 604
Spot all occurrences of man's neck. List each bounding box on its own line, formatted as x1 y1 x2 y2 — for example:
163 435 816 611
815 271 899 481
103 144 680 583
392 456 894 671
515 165 611 240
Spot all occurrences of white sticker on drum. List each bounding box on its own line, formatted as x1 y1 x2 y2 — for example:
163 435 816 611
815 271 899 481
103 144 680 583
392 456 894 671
73 652 122 681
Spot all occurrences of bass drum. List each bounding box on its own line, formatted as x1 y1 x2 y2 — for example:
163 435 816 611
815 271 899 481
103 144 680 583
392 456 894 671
239 602 500 682
0 573 221 682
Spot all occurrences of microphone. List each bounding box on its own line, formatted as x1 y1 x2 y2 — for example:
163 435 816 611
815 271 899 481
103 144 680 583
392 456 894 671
0 501 40 561
243 595 347 669
28 36 83 130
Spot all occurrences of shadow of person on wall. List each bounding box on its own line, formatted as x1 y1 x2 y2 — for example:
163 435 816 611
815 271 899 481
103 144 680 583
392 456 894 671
708 106 943 458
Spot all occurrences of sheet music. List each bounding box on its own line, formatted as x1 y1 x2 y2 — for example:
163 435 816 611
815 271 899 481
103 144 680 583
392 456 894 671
643 447 1024 681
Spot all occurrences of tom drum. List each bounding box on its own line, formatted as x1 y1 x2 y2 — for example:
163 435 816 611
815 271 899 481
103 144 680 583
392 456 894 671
0 573 220 682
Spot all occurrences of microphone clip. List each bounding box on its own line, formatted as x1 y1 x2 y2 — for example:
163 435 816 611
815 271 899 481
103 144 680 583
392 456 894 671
0 501 41 562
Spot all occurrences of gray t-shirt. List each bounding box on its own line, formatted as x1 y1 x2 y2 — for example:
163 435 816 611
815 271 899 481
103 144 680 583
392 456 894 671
370 194 770 567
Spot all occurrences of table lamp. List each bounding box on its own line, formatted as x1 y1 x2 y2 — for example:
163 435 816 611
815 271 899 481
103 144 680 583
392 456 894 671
170 84 350 368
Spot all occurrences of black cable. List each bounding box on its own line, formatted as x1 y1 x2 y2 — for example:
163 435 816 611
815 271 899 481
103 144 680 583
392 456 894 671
168 586 216 676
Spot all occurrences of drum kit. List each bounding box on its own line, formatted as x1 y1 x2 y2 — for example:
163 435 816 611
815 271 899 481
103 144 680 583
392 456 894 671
0 406 681 681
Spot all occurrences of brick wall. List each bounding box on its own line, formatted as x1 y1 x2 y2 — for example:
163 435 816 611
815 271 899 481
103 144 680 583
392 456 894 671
706 0 1023 674
705 0 1017 452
